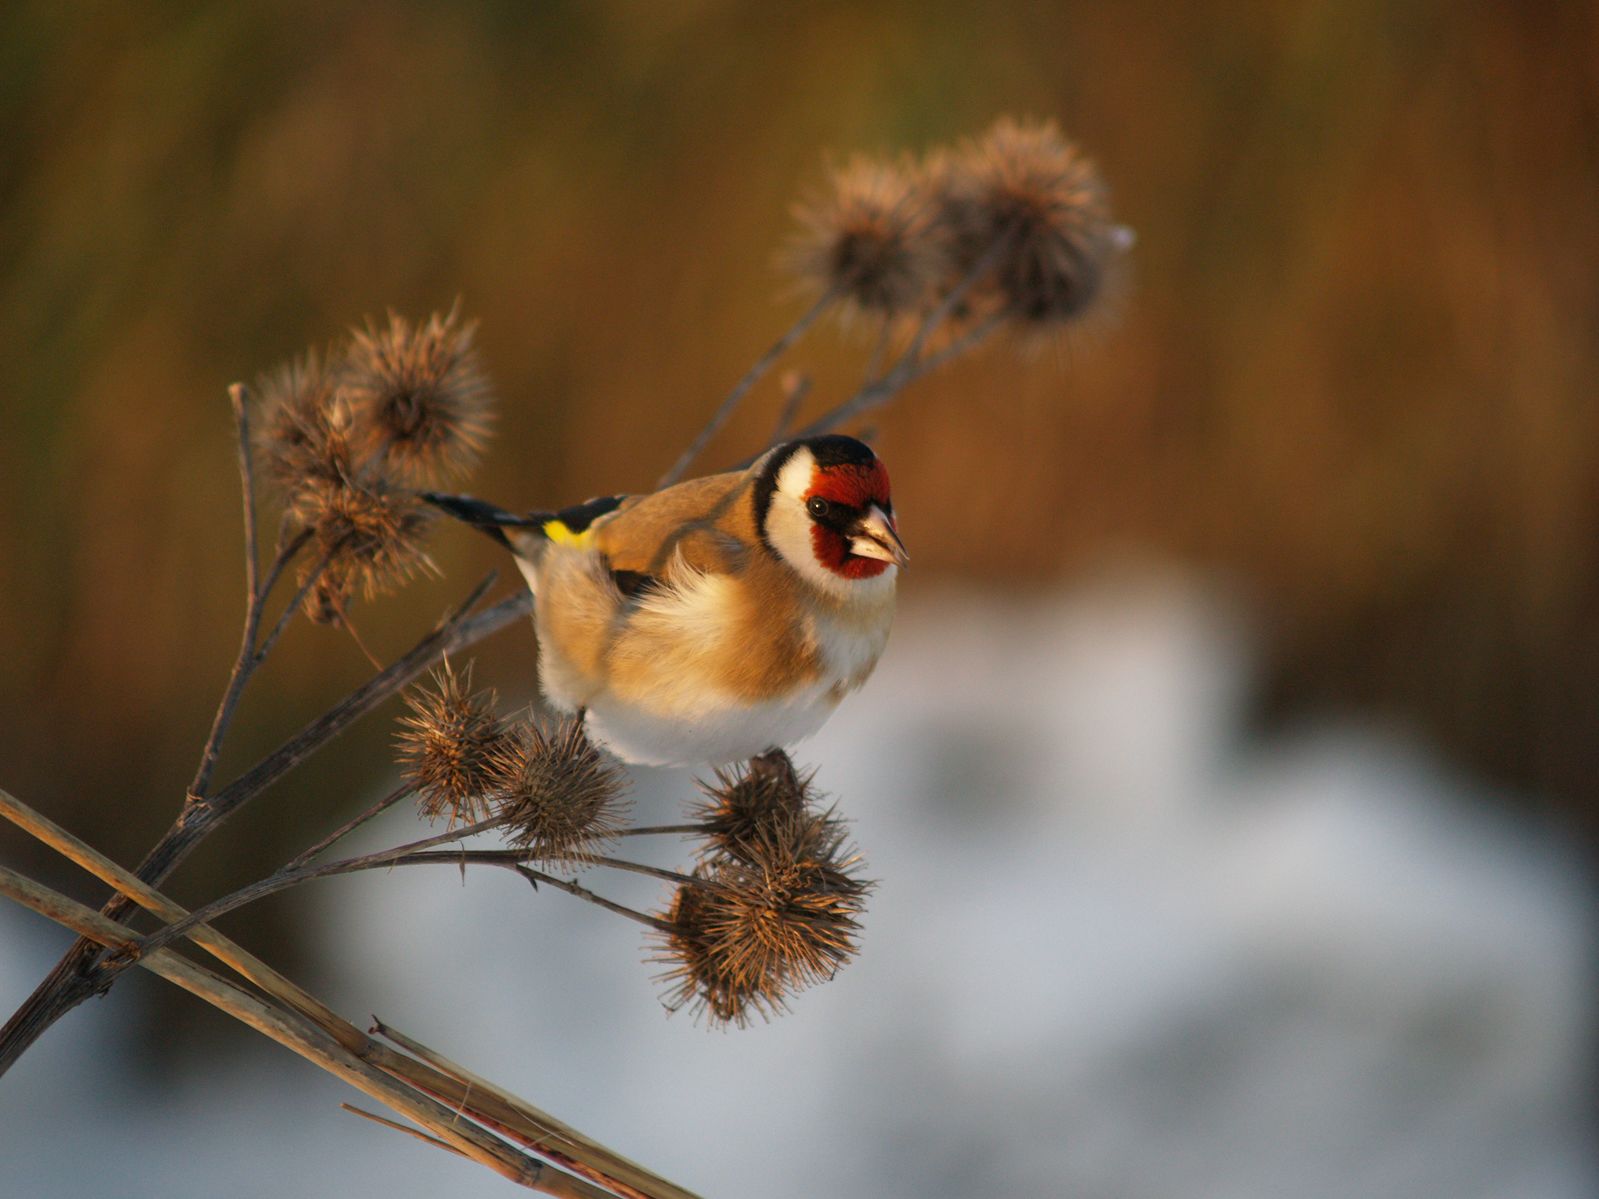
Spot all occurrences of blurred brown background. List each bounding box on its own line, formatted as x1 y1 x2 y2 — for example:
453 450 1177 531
1 0 1596 947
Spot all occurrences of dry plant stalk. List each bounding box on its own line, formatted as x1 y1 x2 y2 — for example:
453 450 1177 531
0 115 1125 1190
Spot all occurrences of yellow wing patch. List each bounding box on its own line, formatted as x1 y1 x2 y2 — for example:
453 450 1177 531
542 519 596 548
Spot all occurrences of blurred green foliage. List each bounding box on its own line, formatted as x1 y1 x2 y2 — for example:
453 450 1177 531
2 0 1597 940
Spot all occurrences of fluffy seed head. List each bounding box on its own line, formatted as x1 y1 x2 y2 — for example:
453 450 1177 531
935 116 1127 325
492 718 629 867
396 661 513 824
342 308 495 484
788 153 946 320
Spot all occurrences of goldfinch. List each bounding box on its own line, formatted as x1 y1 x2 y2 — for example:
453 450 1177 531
425 435 907 766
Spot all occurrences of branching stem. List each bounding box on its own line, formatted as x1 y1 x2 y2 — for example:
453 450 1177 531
781 230 1012 446
280 783 413 873
189 387 309 802
0 574 522 1076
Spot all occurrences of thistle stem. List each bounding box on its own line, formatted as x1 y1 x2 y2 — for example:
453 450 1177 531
233 384 260 619
0 575 519 1076
136 814 508 959
619 823 707 837
658 286 839 488
137 839 689 958
782 230 1013 445
0 867 598 1195
188 386 307 803
280 783 414 873
768 371 811 443
252 538 343 667
515 865 676 933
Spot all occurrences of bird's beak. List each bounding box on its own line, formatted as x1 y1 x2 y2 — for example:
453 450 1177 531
849 505 909 568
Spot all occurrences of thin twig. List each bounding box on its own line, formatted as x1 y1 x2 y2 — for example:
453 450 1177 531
280 783 413 874
618 824 705 837
768 372 811 444
188 389 288 802
199 572 508 821
186 524 315 802
912 309 1006 378
798 310 1006 442
260 525 315 602
861 315 894 385
589 856 704 888
0 576 521 1076
657 286 839 488
780 233 1012 447
137 815 508 959
147 842 676 946
342 1105 465 1156
0 783 367 1054
379 848 703 893
339 610 389 672
515 866 676 933
372 1019 702 1199
231 384 260 616
252 540 341 667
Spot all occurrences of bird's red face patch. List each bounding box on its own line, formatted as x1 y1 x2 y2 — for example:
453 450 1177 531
807 461 895 579
807 461 892 510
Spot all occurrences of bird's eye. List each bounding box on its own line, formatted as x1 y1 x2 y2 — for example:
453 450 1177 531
806 496 831 518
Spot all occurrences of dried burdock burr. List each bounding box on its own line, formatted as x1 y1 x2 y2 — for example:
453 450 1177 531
295 473 434 622
705 812 869 991
342 308 495 485
395 660 513 824
692 747 813 862
934 116 1130 326
788 153 946 322
653 797 872 1028
253 309 492 626
492 717 630 867
254 350 354 509
652 872 772 1028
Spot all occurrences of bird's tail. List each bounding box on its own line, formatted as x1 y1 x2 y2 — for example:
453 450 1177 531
420 491 541 552
422 490 628 560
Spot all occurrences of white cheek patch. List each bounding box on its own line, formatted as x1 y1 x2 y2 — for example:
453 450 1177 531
765 448 849 595
775 451 815 501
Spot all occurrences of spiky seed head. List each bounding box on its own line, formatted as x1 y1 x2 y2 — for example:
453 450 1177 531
291 474 434 627
255 352 355 502
652 805 872 1028
492 718 629 867
708 809 871 991
651 874 778 1028
693 748 815 864
935 116 1127 326
342 308 495 484
396 661 513 824
788 153 947 321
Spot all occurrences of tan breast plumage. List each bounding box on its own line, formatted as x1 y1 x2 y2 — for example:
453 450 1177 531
517 465 893 765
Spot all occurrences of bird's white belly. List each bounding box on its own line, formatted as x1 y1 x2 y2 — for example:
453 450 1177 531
582 683 842 767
